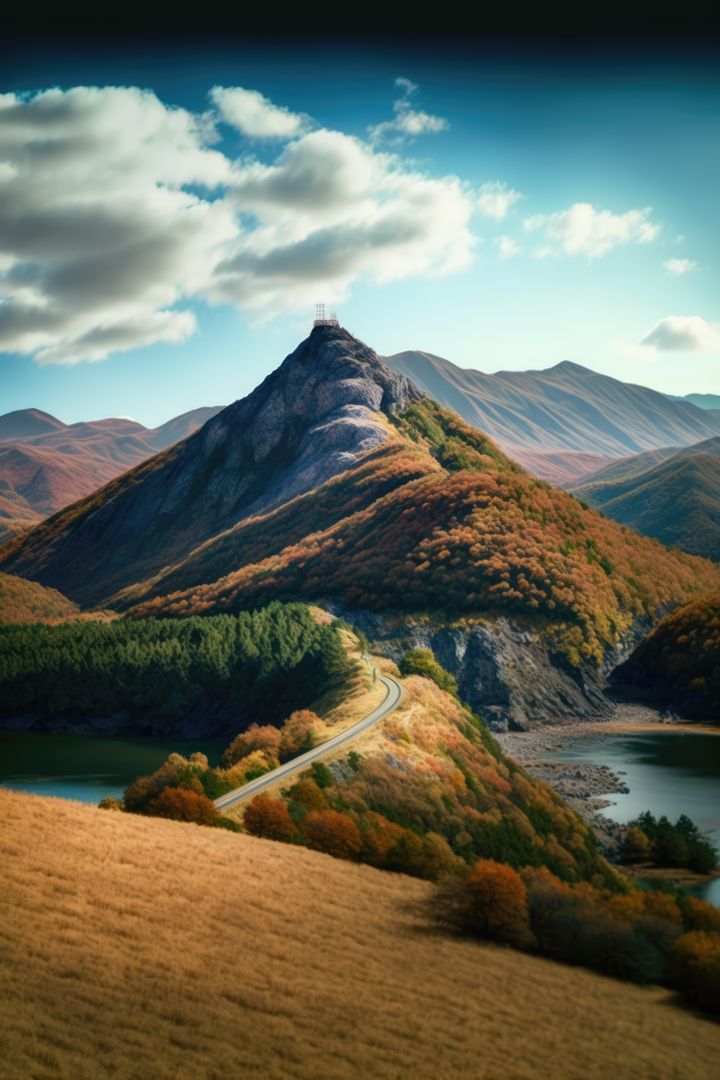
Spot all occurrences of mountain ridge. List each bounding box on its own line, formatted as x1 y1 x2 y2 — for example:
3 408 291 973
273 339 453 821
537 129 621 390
573 437 720 560
0 405 223 542
384 349 720 474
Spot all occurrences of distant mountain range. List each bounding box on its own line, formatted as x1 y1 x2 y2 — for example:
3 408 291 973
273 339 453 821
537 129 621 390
573 437 720 561
669 392 720 411
0 407 222 542
384 351 720 483
2 324 716 729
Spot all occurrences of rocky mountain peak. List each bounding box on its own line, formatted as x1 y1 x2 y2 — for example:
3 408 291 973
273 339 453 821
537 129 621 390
0 325 424 604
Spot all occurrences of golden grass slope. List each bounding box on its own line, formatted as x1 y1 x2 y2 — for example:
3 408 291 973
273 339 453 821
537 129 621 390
2 789 719 1080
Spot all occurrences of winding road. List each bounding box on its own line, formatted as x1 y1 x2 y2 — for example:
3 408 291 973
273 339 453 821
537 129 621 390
214 673 404 813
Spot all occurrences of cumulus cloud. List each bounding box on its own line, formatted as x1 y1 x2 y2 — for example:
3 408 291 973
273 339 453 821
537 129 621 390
214 130 473 312
496 235 521 259
523 202 661 259
210 86 305 139
0 87 236 364
640 315 719 352
477 182 523 220
368 77 448 144
663 257 697 276
0 84 475 363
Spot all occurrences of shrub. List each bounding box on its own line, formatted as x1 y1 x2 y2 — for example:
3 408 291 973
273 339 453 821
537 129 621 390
621 825 652 862
311 761 334 789
302 810 363 860
145 787 218 826
400 648 458 696
223 724 282 767
683 896 720 933
244 795 297 842
463 859 530 943
672 931 720 1012
279 710 325 760
288 779 327 813
98 796 124 811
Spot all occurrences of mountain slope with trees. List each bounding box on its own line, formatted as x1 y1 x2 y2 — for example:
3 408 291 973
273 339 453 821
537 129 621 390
612 592 720 719
572 438 720 560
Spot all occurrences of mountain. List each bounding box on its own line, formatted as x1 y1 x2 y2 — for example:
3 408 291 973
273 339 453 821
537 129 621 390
384 351 720 479
498 447 615 486
0 408 67 439
612 592 720 720
1 324 717 730
573 437 720 561
0 406 223 542
670 392 720 411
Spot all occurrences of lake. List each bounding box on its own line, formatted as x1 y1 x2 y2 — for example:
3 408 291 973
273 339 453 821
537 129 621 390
549 730 720 905
0 730 225 804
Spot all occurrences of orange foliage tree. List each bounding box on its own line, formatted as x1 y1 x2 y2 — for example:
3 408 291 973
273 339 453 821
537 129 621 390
145 787 218 825
302 809 363 860
672 931 720 1011
244 794 297 842
464 858 530 942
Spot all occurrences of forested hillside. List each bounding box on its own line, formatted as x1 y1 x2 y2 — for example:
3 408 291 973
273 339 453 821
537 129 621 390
573 438 720 560
129 396 720 669
0 602 352 734
0 571 78 624
612 592 720 719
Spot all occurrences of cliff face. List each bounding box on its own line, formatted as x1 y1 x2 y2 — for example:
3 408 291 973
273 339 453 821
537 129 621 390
0 325 421 606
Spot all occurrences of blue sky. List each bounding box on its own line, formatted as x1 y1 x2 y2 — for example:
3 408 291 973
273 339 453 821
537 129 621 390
0 36 718 426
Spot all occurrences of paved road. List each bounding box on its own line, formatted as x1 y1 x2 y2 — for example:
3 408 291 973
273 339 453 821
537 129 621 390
214 673 403 813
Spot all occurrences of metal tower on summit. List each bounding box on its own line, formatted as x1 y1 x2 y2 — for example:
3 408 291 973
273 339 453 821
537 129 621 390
313 303 339 327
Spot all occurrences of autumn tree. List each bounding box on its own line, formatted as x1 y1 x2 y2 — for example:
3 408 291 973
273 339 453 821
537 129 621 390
622 825 652 862
279 710 326 760
302 809 363 860
145 787 218 826
672 931 720 1012
244 795 297 842
223 724 282 767
463 858 530 942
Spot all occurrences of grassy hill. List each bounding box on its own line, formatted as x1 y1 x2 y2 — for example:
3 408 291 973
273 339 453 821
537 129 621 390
572 438 720 561
2 789 718 1080
612 592 720 719
0 571 78 624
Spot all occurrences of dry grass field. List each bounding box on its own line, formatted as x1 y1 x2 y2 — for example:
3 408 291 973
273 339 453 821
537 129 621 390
1 789 718 1080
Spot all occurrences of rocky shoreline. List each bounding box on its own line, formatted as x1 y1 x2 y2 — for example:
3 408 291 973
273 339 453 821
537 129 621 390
496 703 709 856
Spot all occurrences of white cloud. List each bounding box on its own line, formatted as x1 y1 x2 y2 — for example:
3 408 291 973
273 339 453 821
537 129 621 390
368 77 448 144
496 235 521 259
523 202 661 259
640 315 720 352
0 85 475 363
0 87 236 364
477 181 523 220
663 257 697 276
214 129 473 312
210 86 305 139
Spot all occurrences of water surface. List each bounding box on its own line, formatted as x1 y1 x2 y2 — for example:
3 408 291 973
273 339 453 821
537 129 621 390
550 730 720 905
0 730 225 804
